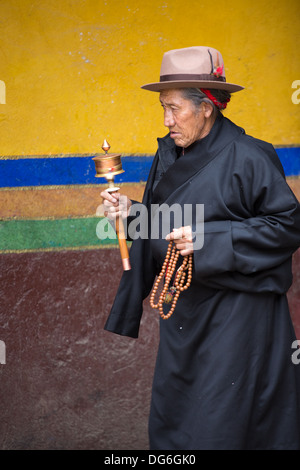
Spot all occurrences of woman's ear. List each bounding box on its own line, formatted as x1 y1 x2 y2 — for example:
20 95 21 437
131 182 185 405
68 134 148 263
202 102 214 118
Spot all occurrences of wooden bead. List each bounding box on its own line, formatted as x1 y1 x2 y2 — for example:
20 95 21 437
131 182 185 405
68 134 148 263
150 241 193 319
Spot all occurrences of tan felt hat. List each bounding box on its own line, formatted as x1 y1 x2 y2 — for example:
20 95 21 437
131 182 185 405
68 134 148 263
141 46 244 93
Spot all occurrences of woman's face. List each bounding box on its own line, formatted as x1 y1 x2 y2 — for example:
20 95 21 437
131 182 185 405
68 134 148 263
159 89 214 148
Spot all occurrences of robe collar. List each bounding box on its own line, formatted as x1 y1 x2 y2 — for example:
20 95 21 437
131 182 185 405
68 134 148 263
152 115 244 204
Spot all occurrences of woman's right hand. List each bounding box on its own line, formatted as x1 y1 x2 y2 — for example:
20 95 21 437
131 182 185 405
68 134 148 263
99 190 132 221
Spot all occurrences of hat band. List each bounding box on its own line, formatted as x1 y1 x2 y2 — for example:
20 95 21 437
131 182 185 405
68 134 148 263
160 73 226 83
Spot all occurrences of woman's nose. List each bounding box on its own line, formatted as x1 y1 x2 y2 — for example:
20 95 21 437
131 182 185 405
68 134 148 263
164 109 175 127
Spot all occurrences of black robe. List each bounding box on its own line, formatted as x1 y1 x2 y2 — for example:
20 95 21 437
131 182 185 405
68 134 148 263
104 114 300 450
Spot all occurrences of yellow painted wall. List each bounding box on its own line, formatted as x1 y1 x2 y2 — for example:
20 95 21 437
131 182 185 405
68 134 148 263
0 0 299 156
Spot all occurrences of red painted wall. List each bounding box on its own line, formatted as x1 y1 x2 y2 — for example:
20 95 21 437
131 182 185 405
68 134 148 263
0 249 158 450
0 248 299 449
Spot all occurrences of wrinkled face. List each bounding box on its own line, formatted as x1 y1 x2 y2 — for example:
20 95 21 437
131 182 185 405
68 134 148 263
159 89 212 148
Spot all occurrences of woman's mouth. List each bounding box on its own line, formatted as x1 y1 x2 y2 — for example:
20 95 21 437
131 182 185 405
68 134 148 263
170 131 180 138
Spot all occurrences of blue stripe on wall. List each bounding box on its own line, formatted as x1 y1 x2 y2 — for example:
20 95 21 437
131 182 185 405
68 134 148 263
0 156 154 188
275 147 300 177
0 148 299 188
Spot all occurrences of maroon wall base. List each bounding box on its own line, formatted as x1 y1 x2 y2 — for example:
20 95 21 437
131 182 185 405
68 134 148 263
0 249 159 450
289 249 300 338
0 248 299 450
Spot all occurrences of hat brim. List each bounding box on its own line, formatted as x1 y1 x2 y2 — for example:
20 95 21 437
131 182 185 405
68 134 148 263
141 80 244 93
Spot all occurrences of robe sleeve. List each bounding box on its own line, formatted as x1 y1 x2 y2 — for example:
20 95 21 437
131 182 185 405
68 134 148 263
192 152 300 293
103 152 160 338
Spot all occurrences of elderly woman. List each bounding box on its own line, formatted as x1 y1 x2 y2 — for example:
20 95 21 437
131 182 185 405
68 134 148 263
101 47 300 450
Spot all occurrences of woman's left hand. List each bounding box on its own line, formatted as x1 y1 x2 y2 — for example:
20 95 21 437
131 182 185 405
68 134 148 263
165 226 194 256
